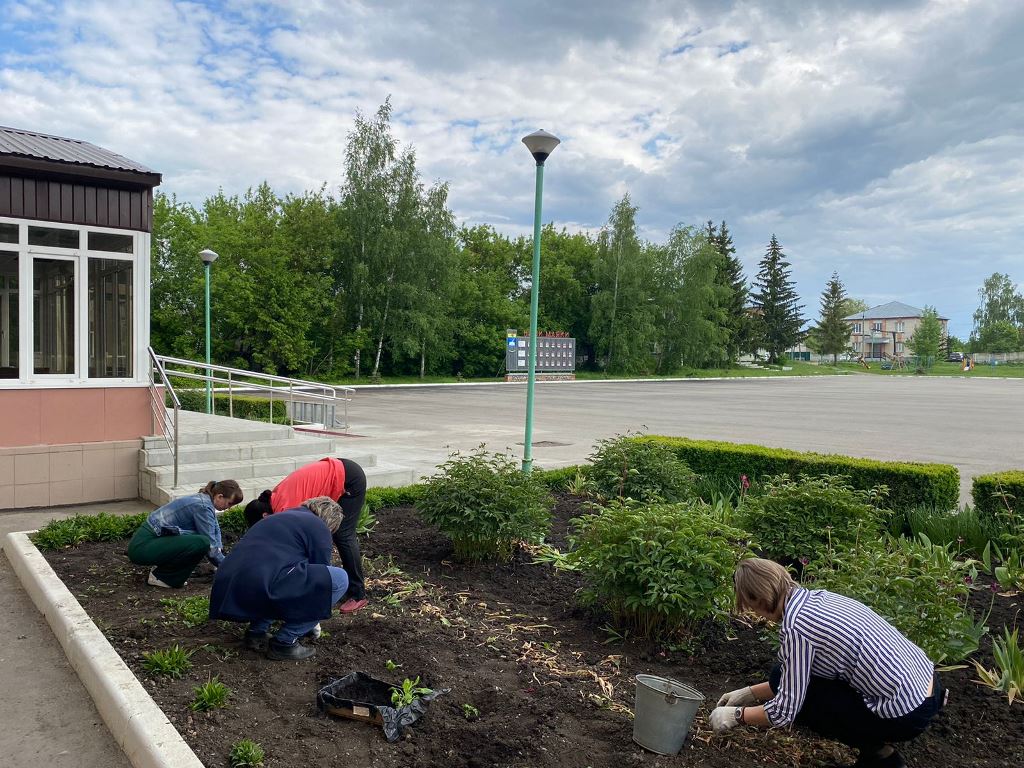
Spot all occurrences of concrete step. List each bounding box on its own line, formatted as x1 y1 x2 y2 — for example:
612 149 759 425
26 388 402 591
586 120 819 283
140 436 341 468
148 462 416 506
142 424 294 449
142 452 379 488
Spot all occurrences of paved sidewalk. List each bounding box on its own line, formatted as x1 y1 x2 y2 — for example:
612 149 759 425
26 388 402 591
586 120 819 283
0 500 152 768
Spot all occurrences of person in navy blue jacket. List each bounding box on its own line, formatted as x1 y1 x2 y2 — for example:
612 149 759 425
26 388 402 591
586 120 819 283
209 497 349 661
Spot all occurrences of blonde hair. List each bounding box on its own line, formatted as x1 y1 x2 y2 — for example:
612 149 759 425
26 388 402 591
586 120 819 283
734 558 796 615
302 496 343 534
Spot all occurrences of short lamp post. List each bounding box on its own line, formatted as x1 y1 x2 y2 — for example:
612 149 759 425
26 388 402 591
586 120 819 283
520 129 560 473
199 248 219 414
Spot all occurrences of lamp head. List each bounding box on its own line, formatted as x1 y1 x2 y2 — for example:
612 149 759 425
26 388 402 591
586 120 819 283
199 248 219 266
522 129 560 165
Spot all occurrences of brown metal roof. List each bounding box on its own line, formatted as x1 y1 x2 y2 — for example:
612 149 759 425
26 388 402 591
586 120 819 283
0 125 157 175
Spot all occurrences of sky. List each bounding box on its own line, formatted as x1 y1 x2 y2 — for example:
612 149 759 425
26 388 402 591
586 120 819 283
2 0 1023 338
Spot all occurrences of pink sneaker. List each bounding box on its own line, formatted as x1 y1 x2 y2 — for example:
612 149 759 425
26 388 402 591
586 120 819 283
338 598 368 614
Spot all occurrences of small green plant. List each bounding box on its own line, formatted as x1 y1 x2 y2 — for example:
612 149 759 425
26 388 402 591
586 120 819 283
32 512 147 549
898 504 996 558
189 677 231 711
356 505 377 535
587 433 695 503
567 500 750 639
141 645 193 678
973 627 1024 705
160 596 210 628
804 534 984 663
564 468 594 497
390 676 432 707
385 659 401 672
418 446 553 562
228 739 265 767
982 542 1024 593
740 474 887 563
461 703 480 720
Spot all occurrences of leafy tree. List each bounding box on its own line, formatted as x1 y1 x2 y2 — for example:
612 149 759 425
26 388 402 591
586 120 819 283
838 297 868 319
976 320 1021 353
750 235 804 363
535 225 597 367
971 272 1023 352
908 306 944 365
451 226 527 377
589 195 657 373
654 225 728 370
814 272 851 364
943 333 966 357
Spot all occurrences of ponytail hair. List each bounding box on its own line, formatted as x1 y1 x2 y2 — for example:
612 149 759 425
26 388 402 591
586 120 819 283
199 479 244 506
244 489 274 528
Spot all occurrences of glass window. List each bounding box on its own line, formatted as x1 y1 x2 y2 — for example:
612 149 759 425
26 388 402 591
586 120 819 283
0 222 17 244
28 226 79 249
1 251 17 378
88 232 134 254
88 258 133 377
34 258 76 375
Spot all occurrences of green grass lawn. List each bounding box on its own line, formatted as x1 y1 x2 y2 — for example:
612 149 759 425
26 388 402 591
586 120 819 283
326 361 848 386
832 360 1024 377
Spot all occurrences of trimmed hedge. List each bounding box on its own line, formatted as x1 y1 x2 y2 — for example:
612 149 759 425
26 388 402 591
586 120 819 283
641 436 959 512
972 470 1024 521
171 389 288 422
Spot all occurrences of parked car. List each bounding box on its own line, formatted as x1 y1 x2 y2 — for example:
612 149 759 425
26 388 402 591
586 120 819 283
947 352 964 362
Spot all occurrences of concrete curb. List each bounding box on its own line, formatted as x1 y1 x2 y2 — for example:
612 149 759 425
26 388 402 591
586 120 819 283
2 531 204 768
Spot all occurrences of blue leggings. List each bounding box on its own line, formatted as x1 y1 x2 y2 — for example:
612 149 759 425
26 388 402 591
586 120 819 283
249 566 348 644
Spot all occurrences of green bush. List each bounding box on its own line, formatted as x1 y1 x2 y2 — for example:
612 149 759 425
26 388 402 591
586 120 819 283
566 500 750 639
418 447 553 562
803 535 984 663
972 470 1024 522
740 474 887 563
229 739 266 768
533 465 587 491
588 434 695 503
643 435 959 512
142 645 193 678
170 389 288 423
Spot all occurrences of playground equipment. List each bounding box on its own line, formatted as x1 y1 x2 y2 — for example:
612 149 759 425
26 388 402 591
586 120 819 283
962 355 974 372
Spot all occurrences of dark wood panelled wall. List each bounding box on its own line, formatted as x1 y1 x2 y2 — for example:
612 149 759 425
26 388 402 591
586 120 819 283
0 174 153 232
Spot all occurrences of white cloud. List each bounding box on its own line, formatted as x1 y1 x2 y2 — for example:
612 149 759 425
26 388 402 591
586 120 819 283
1 0 1023 335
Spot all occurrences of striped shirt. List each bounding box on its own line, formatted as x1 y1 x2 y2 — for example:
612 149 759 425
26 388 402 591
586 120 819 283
763 587 934 727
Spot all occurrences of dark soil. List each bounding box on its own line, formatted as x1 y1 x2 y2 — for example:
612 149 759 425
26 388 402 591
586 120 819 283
44 496 1023 768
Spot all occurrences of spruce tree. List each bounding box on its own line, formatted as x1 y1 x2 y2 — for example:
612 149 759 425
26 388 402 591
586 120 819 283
750 234 804 363
713 220 751 362
814 272 850 364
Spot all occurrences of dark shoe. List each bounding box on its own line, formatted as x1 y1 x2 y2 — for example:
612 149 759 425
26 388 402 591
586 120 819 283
244 631 269 652
854 748 906 768
267 639 316 661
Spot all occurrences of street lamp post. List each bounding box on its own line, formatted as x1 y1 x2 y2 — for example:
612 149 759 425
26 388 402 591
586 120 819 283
199 249 219 414
520 129 560 473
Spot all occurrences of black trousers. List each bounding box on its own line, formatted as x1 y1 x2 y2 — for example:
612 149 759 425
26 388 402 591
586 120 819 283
768 663 943 754
332 459 367 599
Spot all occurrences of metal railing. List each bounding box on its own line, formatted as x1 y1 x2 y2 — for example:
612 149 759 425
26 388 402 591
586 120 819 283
148 346 180 488
152 353 354 430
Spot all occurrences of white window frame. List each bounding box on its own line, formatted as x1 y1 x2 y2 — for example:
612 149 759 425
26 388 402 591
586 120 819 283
0 215 149 389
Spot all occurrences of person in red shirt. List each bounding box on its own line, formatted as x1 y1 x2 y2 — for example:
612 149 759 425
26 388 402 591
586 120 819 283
244 457 367 613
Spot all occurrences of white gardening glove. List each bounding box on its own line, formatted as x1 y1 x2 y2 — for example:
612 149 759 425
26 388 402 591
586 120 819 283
717 686 758 707
709 706 742 733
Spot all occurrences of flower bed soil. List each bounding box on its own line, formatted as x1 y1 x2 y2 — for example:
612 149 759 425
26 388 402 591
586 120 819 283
43 496 1023 768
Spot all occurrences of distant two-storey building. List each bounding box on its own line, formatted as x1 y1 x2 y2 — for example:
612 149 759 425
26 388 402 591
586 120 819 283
845 301 948 361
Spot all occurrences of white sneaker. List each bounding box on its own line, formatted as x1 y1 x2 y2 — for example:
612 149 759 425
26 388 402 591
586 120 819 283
305 623 322 639
147 569 173 588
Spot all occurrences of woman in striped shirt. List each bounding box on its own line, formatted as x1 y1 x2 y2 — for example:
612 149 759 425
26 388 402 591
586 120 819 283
709 558 945 768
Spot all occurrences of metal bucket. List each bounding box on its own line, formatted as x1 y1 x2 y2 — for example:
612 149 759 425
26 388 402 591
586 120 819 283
632 674 704 755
